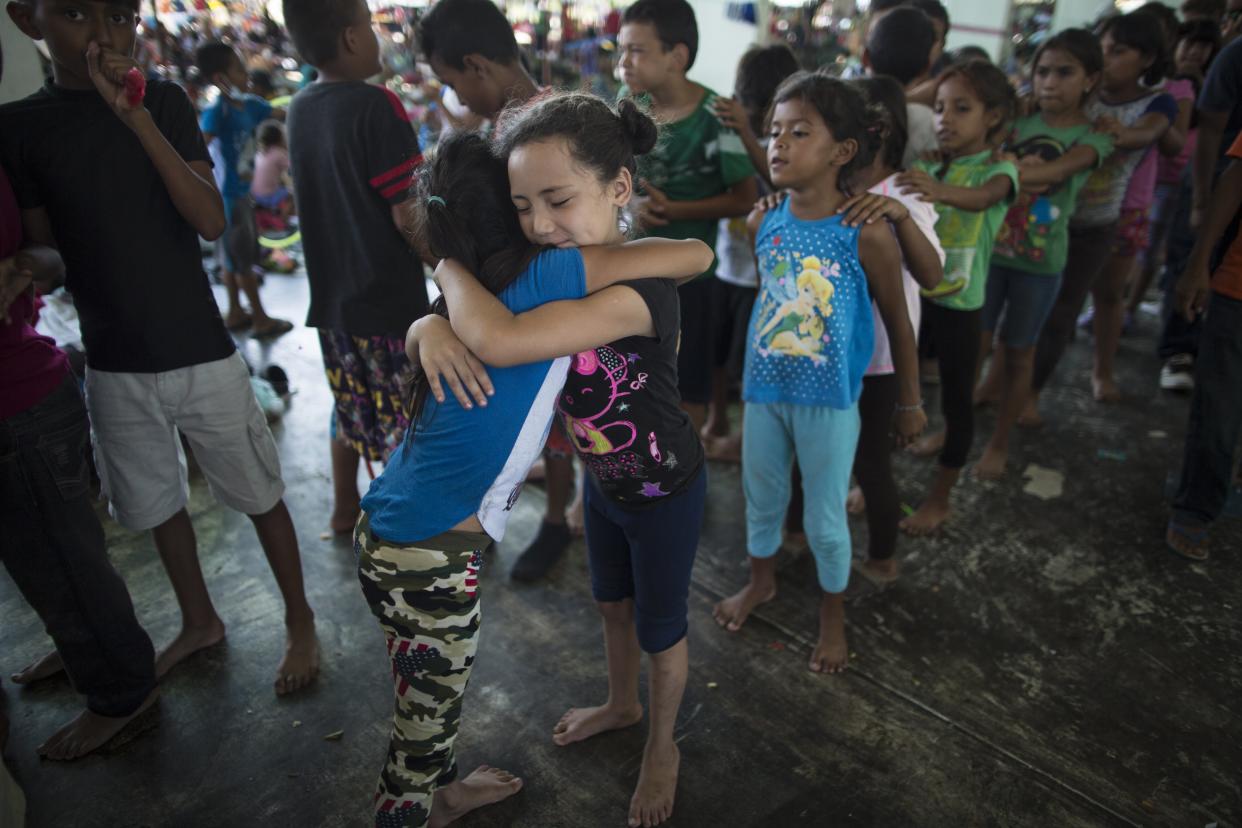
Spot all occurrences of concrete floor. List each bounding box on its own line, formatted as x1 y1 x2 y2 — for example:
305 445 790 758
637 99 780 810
2 269 1240 828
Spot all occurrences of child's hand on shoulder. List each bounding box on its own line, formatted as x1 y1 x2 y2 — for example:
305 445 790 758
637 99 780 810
838 193 908 227
86 43 145 124
895 169 943 204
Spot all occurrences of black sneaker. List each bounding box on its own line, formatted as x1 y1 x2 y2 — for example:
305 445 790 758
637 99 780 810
510 521 570 582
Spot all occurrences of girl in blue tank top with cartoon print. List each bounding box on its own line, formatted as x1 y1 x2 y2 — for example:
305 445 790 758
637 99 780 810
712 72 927 676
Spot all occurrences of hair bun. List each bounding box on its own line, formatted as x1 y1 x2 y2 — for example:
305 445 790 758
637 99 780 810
617 98 659 156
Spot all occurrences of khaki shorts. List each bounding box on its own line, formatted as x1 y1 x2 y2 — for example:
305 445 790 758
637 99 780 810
84 351 285 530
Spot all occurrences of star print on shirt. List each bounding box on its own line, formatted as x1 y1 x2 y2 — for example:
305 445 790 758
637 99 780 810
639 481 669 498
618 402 630 412
627 353 640 364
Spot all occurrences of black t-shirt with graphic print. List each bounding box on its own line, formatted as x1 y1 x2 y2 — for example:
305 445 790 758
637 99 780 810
557 278 704 506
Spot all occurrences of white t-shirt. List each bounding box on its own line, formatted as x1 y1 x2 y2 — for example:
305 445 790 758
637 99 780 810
715 166 769 288
866 173 944 376
904 102 938 170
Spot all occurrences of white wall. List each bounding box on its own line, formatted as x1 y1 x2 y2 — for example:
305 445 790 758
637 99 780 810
687 0 761 94
943 0 1013 62
0 13 44 104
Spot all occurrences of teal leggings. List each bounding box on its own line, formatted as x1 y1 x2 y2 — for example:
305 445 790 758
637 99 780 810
742 401 861 593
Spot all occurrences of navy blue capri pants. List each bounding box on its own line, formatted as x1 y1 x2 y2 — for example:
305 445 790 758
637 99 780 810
583 466 707 654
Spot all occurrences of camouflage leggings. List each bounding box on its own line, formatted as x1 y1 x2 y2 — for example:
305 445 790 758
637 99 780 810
355 515 488 828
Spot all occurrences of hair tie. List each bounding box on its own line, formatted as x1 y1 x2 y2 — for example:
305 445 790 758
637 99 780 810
427 195 447 208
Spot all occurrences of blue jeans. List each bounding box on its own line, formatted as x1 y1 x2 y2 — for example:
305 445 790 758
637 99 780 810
0 376 155 717
1172 292 1242 527
982 263 1062 348
743 401 860 593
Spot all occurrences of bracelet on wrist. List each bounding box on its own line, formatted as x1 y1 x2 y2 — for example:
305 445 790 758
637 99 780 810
895 400 924 413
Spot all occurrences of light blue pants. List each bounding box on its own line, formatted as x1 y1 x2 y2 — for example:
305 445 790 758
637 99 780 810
742 401 861 594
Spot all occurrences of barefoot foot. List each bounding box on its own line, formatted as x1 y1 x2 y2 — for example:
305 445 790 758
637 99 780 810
37 687 159 761
629 741 680 828
906 430 945 458
155 618 227 678
11 650 64 685
429 765 523 828
900 500 952 536
809 611 849 674
1092 375 1121 402
275 616 319 696
712 580 776 632
1017 397 1044 428
552 703 644 746
973 444 1008 480
845 486 866 515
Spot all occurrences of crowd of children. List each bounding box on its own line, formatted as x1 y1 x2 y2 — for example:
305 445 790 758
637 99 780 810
2 0 1241 825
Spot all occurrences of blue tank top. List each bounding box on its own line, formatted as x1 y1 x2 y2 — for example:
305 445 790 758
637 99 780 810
743 202 874 409
360 249 587 544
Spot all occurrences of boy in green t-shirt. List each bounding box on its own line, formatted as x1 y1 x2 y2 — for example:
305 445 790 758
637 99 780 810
619 0 757 429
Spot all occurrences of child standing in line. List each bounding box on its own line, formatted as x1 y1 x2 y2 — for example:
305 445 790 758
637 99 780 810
2 0 318 694
197 40 292 338
897 61 1019 535
283 0 429 535
712 72 926 671
618 0 758 432
359 124 710 827
973 30 1114 480
1125 19 1219 324
423 93 712 828
840 75 946 586
703 43 801 461
1027 12 1176 415
863 6 940 169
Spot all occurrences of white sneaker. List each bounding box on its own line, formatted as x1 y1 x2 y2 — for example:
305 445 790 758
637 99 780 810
1160 354 1195 392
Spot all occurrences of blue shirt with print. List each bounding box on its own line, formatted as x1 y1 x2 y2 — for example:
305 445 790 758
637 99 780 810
200 93 272 203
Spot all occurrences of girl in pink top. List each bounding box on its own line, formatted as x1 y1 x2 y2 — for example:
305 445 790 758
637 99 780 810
250 119 292 214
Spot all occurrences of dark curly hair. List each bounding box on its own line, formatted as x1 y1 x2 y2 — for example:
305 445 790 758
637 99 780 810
853 75 908 173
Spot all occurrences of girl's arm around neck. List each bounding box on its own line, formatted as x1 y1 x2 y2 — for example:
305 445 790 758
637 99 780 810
1102 111 1172 151
897 168 1014 212
579 238 714 293
436 259 656 368
858 223 927 442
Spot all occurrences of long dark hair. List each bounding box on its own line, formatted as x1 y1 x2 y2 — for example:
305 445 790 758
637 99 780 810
406 133 538 421
1032 28 1104 107
935 59 1017 145
853 75 909 172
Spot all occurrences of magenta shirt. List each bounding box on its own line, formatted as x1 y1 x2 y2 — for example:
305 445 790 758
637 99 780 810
0 164 70 419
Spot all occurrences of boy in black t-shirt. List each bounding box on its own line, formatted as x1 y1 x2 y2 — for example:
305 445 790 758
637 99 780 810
2 0 319 695
283 0 428 535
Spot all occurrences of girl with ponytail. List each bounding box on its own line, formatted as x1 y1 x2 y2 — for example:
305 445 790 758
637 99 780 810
353 116 712 826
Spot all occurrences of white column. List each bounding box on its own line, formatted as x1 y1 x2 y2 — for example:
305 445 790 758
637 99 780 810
687 0 762 94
